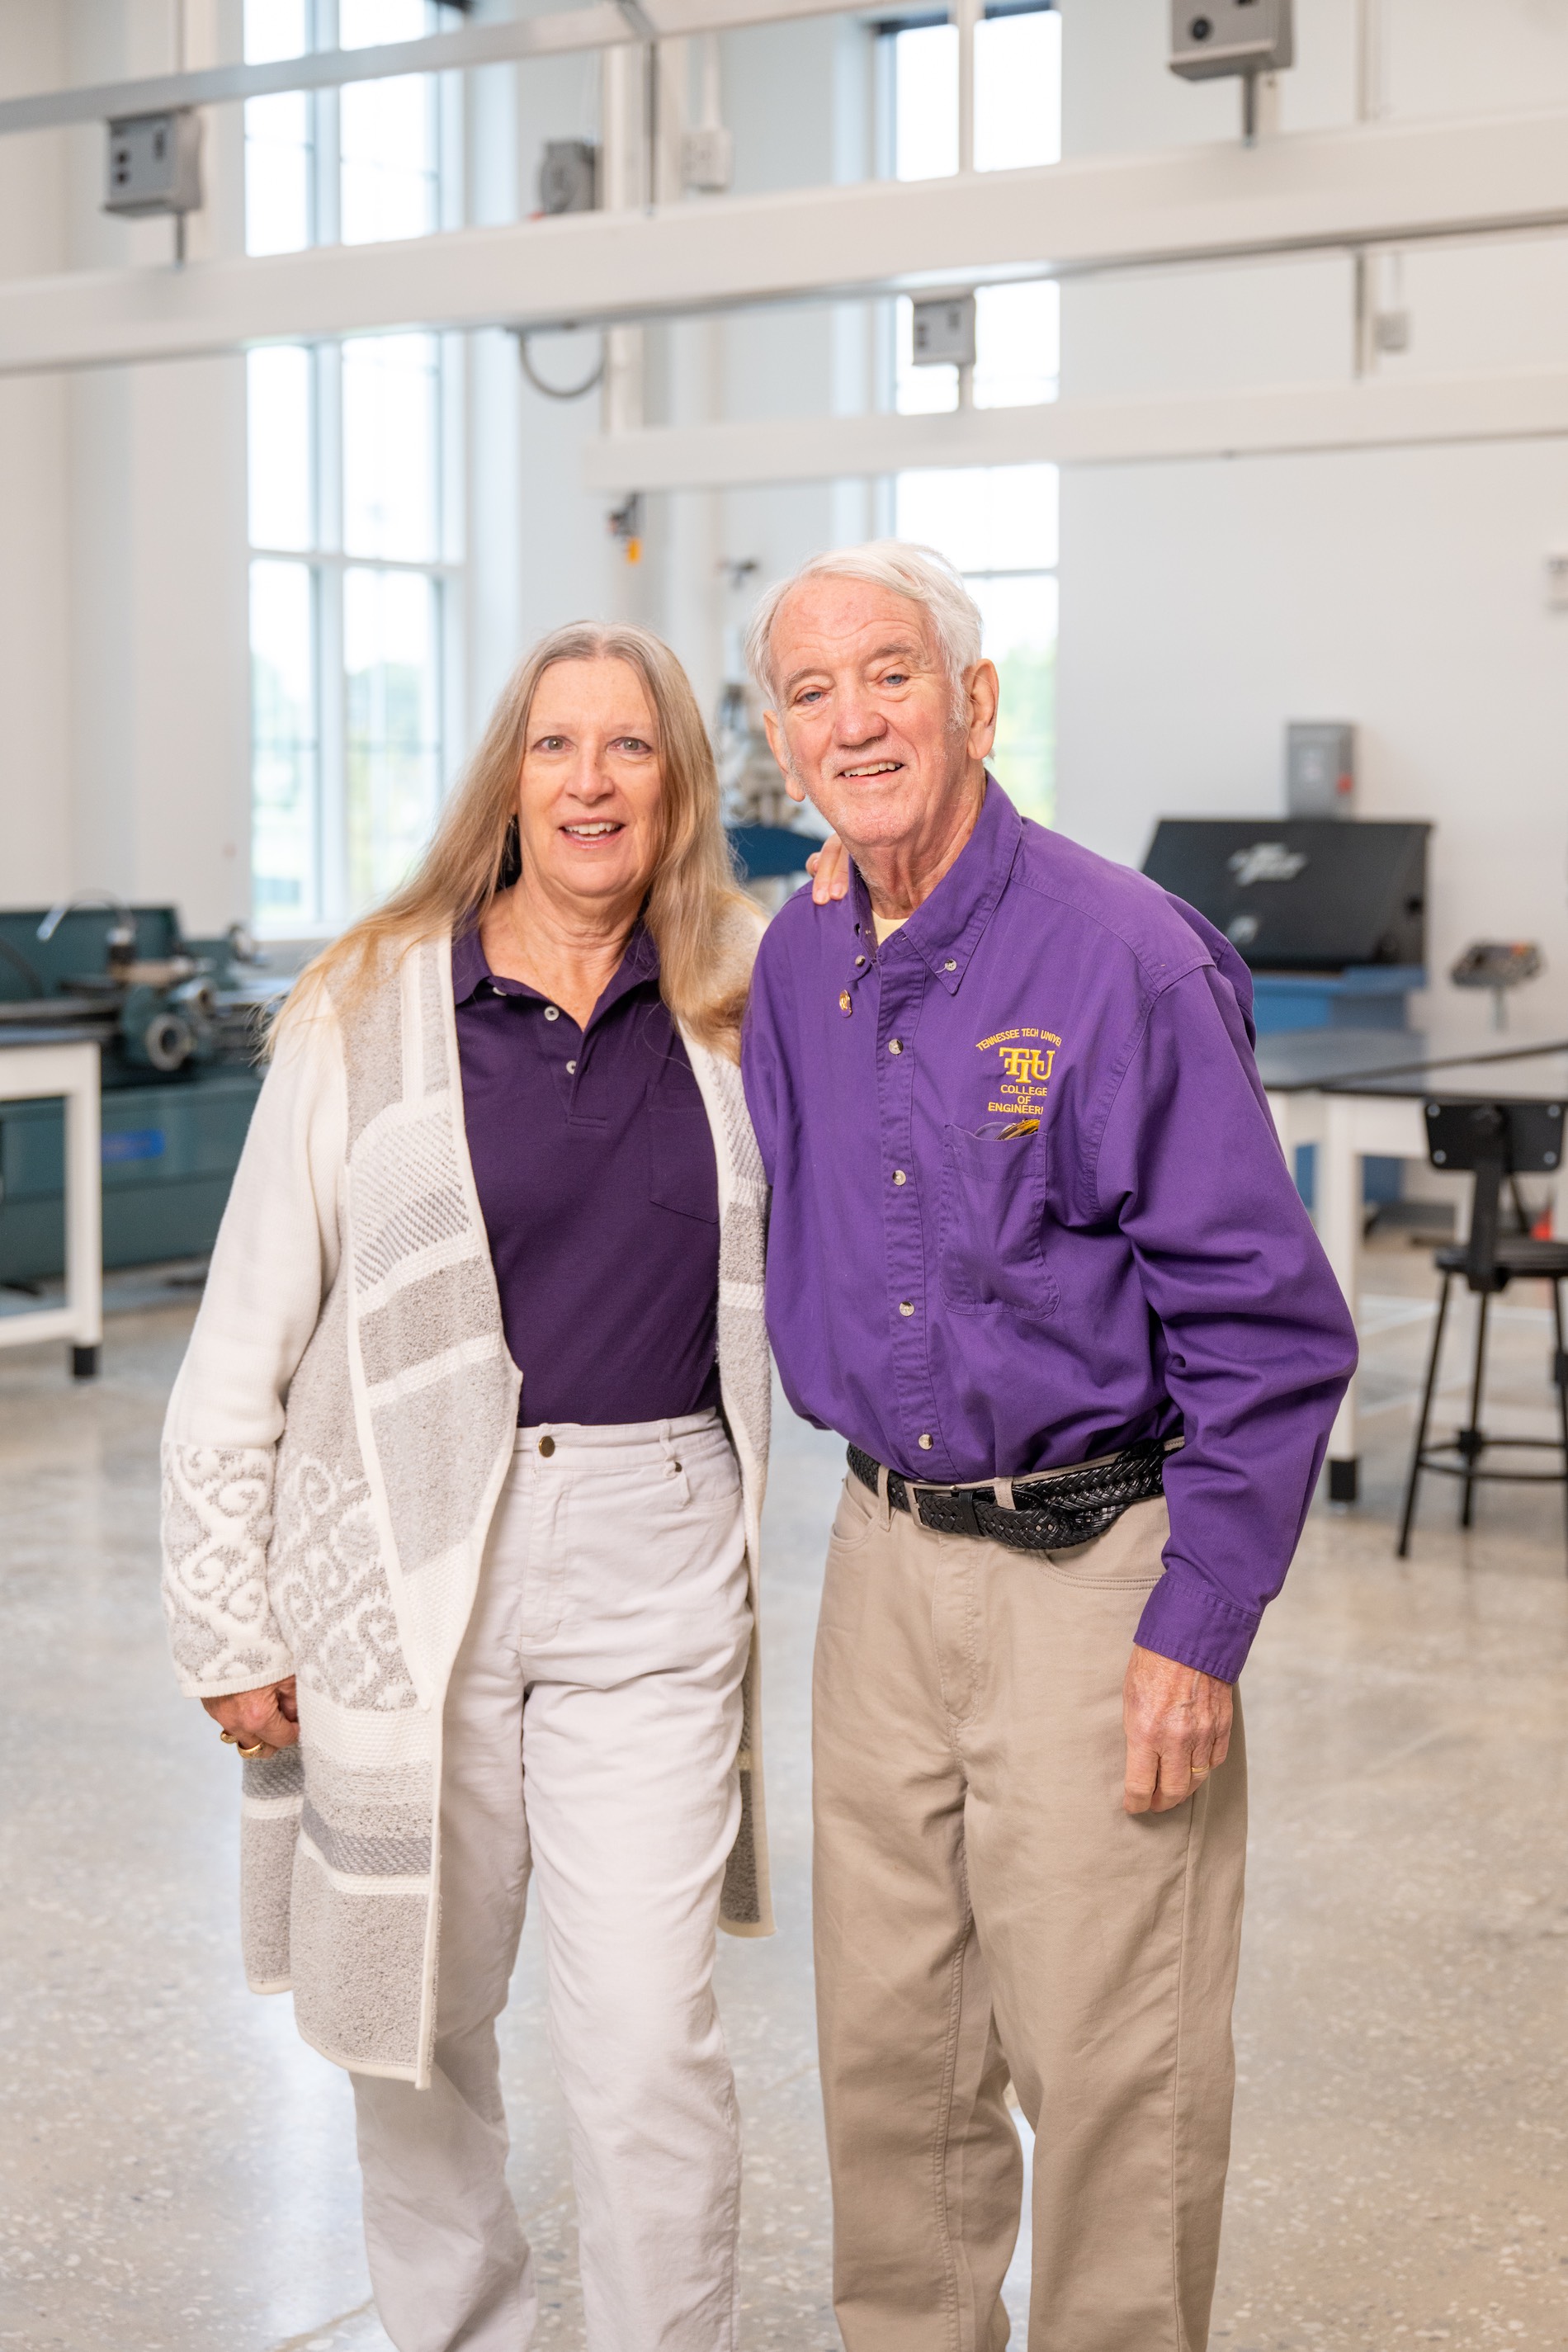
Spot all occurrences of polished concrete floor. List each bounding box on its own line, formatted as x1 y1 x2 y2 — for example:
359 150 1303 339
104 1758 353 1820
3 1235 1568 2351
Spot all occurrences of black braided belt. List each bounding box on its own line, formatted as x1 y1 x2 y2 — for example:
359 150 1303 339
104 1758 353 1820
847 1437 1177 1552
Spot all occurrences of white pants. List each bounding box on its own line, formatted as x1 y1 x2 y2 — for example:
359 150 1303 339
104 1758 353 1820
352 1411 752 2352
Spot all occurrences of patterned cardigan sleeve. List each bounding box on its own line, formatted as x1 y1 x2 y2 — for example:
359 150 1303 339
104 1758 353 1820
161 1001 347 1698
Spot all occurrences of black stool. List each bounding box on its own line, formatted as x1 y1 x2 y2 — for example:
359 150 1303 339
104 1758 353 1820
1397 1097 1568 1560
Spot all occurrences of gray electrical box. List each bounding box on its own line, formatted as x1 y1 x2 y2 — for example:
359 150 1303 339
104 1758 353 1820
1286 721 1356 819
1169 0 1293 80
911 291 977 369
538 140 600 216
104 109 203 217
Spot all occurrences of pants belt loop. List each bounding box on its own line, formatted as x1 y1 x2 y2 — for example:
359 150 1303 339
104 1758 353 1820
993 1476 1015 1513
876 1463 892 1531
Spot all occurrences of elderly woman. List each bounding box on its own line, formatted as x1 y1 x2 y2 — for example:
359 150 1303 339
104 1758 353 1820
160 624 773 2352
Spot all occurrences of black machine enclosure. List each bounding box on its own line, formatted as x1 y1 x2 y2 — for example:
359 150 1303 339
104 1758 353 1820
1141 818 1429 971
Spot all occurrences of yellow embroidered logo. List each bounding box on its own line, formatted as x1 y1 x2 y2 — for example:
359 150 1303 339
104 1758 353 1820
975 1026 1062 1118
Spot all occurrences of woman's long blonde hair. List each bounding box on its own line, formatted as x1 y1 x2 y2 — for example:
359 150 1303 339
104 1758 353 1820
279 622 758 1056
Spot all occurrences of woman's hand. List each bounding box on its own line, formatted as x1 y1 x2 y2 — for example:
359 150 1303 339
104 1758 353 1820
201 1676 299 1759
805 833 853 905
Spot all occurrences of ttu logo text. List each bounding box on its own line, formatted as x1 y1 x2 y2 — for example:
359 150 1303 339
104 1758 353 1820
975 1027 1061 1118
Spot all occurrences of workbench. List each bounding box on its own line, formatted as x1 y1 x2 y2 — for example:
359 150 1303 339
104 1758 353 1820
1261 1027 1568 1502
0 1028 102 1377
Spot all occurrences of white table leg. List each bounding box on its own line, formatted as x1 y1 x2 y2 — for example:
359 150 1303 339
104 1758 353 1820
1317 1092 1363 1500
64 1060 102 1378
0 1039 104 1377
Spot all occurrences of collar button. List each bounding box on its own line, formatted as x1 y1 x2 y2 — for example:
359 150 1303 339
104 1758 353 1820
943 960 957 973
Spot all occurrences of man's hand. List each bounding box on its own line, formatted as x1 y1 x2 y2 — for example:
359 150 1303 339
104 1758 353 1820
1122 1646 1231 1816
201 1676 299 1760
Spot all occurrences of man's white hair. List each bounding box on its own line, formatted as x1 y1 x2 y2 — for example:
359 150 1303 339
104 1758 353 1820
744 539 983 716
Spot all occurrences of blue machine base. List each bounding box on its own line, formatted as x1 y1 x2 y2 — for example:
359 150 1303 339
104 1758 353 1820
1249 966 1424 1036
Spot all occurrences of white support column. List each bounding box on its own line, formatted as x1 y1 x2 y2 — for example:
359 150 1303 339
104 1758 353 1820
601 45 647 439
955 0 979 410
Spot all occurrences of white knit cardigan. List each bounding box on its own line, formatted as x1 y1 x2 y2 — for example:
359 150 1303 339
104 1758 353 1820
160 933 773 2086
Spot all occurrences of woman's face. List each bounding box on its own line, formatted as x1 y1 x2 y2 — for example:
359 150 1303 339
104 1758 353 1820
515 657 664 913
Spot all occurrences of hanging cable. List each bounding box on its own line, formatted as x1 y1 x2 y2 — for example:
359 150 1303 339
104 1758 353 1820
513 328 607 401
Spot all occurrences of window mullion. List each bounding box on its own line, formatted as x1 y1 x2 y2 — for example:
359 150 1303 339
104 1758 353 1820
317 562 348 933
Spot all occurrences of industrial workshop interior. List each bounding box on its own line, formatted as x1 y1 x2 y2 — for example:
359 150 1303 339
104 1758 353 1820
7 0 1568 2347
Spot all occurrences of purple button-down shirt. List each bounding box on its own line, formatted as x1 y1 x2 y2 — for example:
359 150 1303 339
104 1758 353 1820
452 925 721 1428
742 782 1357 1681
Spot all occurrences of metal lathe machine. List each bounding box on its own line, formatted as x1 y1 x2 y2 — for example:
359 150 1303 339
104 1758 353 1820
0 898 283 1285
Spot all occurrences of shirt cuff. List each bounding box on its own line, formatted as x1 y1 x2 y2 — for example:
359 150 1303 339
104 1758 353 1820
176 1656 295 1703
1134 1564 1259 1684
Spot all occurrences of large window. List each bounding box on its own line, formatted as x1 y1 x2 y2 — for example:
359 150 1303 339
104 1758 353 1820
243 0 455 258
243 0 463 934
886 6 1061 824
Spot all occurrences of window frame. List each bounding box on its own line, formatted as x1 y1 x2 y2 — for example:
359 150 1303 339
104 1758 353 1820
243 0 469 937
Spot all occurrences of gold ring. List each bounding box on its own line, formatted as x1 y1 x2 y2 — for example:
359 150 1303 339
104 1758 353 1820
1190 1764 1211 1778
236 1740 267 1759
219 1728 239 1745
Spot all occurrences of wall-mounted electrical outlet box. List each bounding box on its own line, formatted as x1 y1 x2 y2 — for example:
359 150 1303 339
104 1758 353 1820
538 140 599 215
911 291 977 369
682 125 734 194
104 110 203 217
1169 0 1292 80
1286 721 1356 819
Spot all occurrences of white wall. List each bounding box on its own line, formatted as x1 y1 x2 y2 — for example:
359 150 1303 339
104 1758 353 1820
0 0 253 932
1056 0 1568 1038
0 4 70 905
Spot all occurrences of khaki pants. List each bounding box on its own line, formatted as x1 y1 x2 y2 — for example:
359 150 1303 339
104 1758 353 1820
812 1476 1247 2352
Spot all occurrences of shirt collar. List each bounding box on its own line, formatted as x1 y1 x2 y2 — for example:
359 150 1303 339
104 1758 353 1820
451 916 661 1011
849 778 1023 997
451 923 492 1007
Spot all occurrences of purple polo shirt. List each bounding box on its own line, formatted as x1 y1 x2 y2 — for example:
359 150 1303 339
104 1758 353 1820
742 782 1358 1682
452 925 721 1427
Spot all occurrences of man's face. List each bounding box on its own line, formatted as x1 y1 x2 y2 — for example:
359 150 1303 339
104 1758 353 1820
762 577 994 857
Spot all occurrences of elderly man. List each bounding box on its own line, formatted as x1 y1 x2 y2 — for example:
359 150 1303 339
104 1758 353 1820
739 541 1357 2352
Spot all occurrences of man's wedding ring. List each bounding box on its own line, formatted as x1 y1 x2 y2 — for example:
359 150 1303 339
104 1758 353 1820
219 1726 267 1758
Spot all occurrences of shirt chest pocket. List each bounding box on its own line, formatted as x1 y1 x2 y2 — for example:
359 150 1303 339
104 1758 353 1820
938 1125 1060 1322
646 1098 720 1226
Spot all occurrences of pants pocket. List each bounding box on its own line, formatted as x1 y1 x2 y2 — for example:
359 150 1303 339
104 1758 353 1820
1039 1495 1170 1590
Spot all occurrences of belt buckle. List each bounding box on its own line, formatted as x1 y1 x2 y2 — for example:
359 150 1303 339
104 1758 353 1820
909 1481 983 1538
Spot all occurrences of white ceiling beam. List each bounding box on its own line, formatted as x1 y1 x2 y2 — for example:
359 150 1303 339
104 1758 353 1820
0 0 886 136
580 367 1568 489
6 107 1568 377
